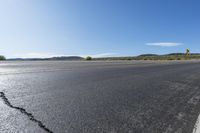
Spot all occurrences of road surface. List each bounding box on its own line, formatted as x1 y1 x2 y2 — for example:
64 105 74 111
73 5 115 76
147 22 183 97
0 61 200 133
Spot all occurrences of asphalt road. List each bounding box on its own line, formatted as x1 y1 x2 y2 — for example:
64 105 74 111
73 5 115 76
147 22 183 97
1 61 200 133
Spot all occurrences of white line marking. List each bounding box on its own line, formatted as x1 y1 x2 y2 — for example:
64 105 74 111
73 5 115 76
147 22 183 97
193 114 200 133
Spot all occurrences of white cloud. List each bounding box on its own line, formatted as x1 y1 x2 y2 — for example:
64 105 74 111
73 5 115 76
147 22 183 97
12 52 117 58
13 53 78 58
91 53 117 58
13 53 55 58
146 42 183 47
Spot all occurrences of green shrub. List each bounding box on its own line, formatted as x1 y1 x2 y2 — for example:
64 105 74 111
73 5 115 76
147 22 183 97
0 55 6 60
85 56 92 60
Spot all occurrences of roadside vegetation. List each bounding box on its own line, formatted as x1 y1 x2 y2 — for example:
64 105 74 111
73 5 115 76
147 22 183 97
85 56 92 61
0 55 6 60
93 53 200 61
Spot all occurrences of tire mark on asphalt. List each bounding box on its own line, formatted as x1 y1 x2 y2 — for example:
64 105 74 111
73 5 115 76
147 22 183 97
0 92 53 133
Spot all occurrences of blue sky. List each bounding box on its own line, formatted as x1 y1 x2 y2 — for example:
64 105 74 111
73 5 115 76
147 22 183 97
0 0 200 58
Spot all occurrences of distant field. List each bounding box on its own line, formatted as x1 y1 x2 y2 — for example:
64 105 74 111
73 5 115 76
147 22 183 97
5 53 200 61
94 53 200 61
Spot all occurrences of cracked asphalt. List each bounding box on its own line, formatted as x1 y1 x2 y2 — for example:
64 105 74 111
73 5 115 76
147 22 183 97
1 61 200 133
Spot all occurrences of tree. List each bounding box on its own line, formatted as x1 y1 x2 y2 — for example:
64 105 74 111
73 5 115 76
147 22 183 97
0 55 6 60
85 56 92 60
186 49 190 56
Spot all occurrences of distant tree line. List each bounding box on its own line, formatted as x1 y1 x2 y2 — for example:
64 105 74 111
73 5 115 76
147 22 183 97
0 55 6 60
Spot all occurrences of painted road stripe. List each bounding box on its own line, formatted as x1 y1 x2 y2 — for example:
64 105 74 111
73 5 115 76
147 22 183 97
193 114 200 133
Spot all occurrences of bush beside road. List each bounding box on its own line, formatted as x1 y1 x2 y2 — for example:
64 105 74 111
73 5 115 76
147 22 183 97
0 55 6 60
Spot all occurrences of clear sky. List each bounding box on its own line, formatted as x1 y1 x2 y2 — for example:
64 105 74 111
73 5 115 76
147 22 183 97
0 0 200 58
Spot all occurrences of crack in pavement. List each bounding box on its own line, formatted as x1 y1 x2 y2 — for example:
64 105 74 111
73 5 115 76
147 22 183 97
0 92 53 133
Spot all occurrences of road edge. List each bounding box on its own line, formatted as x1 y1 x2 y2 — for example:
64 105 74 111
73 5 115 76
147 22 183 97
193 114 200 133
